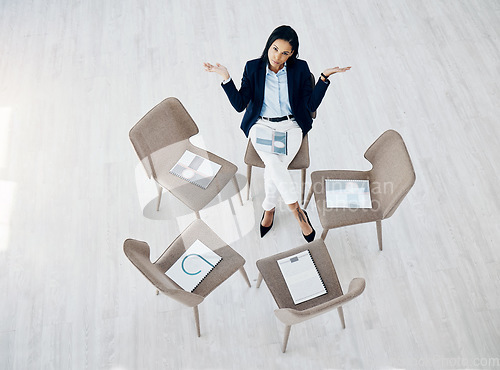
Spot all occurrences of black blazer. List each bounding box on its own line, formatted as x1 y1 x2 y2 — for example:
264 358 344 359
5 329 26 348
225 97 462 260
221 58 330 137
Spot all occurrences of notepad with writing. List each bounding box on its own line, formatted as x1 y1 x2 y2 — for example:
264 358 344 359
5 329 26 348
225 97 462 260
165 240 222 292
254 126 287 155
277 250 327 304
325 179 372 209
169 150 221 189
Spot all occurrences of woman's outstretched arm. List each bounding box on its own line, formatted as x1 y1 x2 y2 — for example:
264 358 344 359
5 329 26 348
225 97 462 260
301 65 352 114
204 61 252 112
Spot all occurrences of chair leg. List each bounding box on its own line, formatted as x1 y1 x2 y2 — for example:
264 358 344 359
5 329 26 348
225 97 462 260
300 169 306 205
156 184 163 211
194 306 201 337
195 210 201 219
376 220 383 251
239 267 251 287
232 175 243 206
282 325 292 353
246 165 252 200
304 183 314 209
321 228 329 240
338 306 346 329
256 272 263 288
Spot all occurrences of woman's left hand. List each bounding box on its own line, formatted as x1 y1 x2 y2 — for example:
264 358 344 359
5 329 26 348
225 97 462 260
322 66 351 78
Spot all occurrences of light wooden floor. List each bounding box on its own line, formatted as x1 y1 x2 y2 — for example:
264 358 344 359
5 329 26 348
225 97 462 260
1 0 500 369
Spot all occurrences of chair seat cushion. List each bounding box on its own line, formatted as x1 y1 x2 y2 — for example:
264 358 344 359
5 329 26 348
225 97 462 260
256 240 343 311
310 170 384 229
244 135 310 170
154 220 245 298
151 140 238 211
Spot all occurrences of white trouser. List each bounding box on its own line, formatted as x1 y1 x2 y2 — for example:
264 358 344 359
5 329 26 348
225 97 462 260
249 118 303 211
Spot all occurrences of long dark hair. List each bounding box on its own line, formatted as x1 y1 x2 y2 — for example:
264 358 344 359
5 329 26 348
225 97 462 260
260 25 299 66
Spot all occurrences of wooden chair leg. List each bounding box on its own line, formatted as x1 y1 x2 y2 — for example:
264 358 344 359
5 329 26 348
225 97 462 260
376 220 383 251
232 175 243 206
338 306 346 329
256 272 263 288
300 169 306 205
246 165 252 200
194 306 201 337
239 267 251 287
321 228 329 240
282 325 292 353
156 184 163 211
304 183 314 209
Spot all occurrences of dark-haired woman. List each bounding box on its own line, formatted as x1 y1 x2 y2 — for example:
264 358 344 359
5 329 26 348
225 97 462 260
204 25 350 242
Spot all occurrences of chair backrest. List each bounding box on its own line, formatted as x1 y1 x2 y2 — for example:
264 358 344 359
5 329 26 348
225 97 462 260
129 97 199 177
123 238 204 307
364 130 416 219
274 278 365 325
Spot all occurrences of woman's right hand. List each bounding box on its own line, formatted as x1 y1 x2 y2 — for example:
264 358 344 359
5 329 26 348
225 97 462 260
204 62 230 80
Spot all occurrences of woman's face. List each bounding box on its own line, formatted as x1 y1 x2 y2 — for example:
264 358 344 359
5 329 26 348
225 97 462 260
267 39 294 72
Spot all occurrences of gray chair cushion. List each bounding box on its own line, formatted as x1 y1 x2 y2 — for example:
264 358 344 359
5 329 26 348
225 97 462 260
256 239 343 311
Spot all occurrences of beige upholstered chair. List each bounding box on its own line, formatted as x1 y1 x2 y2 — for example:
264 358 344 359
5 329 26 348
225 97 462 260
130 97 243 218
304 129 416 250
256 239 365 353
244 73 316 204
123 219 251 337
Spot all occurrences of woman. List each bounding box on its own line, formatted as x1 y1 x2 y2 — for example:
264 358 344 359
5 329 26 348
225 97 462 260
204 25 350 242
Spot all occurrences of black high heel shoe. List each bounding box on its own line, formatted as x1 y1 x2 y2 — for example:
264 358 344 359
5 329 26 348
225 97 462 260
302 210 316 243
260 209 275 238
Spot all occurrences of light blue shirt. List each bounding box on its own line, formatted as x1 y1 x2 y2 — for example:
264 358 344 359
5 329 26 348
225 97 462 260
260 64 293 118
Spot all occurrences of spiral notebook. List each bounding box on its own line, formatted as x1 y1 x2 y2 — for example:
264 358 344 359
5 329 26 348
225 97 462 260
165 240 222 292
169 150 221 189
254 126 288 155
277 250 327 304
325 179 372 209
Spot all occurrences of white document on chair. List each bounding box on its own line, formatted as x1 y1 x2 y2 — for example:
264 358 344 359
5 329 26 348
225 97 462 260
165 240 222 292
325 179 372 209
169 150 221 189
254 126 288 155
277 250 327 304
